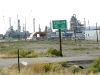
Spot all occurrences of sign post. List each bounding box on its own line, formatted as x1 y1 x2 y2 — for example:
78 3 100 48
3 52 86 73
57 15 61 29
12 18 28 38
18 49 20 73
52 20 67 57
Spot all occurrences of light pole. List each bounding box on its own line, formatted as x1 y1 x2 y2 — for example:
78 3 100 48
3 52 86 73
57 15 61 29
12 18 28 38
96 22 98 42
74 14 76 42
25 18 26 41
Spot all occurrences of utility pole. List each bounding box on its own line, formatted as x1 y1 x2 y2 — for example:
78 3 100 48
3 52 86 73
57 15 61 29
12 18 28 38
74 14 76 42
25 18 26 41
74 27 76 42
96 22 98 42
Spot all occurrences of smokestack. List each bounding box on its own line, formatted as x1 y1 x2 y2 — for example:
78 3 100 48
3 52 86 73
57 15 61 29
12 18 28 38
33 18 35 32
18 19 21 32
17 15 18 31
50 20 51 28
23 23 25 32
84 18 86 30
9 17 11 28
38 24 41 32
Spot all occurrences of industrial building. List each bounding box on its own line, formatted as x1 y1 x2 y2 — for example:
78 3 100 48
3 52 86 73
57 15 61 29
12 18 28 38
85 29 100 41
2 14 86 40
4 16 30 40
70 14 85 40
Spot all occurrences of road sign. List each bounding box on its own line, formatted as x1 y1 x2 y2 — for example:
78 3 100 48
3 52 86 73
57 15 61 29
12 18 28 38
52 20 67 29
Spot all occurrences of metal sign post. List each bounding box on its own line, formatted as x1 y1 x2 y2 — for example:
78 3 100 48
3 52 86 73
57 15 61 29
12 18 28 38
59 29 63 57
52 20 67 57
18 49 20 73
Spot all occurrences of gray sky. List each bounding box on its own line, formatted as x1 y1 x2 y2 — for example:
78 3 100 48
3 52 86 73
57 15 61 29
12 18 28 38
0 0 100 34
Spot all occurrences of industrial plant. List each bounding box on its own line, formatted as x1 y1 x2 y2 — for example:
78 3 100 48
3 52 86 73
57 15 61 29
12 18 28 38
4 16 30 40
1 14 97 41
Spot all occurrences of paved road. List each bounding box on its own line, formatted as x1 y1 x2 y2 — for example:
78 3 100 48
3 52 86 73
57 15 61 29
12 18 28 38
0 56 97 69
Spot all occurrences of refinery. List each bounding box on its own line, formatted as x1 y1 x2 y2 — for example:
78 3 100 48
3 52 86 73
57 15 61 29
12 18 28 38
1 14 98 41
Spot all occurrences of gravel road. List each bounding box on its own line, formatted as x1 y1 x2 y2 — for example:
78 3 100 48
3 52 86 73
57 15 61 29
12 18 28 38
0 56 97 69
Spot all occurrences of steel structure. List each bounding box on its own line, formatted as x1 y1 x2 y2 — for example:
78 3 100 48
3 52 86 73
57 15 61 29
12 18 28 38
70 14 85 32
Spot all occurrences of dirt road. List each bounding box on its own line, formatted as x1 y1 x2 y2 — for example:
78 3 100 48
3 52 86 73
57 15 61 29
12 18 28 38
0 56 97 69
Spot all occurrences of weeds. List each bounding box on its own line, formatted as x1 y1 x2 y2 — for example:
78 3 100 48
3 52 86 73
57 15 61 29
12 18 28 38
46 47 61 56
70 47 88 50
2 59 100 75
88 57 100 73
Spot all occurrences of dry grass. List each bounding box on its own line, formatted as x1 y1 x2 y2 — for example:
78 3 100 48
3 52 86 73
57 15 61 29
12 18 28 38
0 53 17 58
1 67 100 75
1 40 100 75
1 62 100 75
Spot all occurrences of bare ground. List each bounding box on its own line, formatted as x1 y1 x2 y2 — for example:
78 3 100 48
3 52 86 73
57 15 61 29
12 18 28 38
20 42 100 68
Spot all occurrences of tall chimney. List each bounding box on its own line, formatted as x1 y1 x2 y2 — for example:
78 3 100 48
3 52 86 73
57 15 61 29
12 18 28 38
18 19 20 32
9 17 11 28
33 18 35 32
17 15 18 31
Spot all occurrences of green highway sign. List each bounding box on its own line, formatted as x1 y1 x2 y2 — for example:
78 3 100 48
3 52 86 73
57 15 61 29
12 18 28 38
52 20 67 29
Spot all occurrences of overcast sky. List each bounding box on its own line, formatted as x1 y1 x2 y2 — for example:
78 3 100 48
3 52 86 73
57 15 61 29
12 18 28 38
0 0 100 34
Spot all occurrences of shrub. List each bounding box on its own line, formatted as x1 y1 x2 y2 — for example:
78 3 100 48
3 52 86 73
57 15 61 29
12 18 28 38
51 62 62 72
59 62 68 67
88 57 100 73
68 65 83 73
27 50 34 55
0 45 6 48
28 62 42 73
88 67 99 73
28 50 39 57
42 63 52 72
9 49 18 55
46 47 60 56
19 49 27 57
32 51 39 57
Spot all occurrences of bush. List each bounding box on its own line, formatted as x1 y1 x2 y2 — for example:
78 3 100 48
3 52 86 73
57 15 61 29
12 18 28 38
27 50 34 55
27 50 39 57
51 62 62 72
19 49 27 57
42 63 52 72
59 62 68 67
32 51 39 57
28 62 42 73
9 49 18 55
46 47 61 56
68 65 83 73
88 67 99 73
88 57 100 73
0 45 6 48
